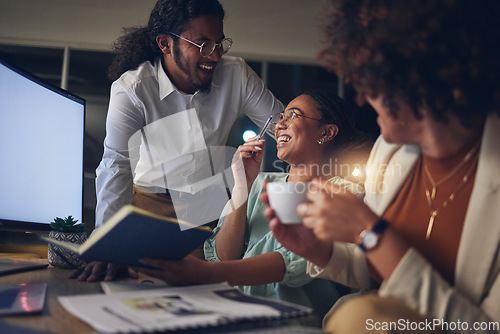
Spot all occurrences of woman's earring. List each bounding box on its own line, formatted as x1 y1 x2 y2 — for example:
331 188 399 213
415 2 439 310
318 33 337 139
317 138 325 145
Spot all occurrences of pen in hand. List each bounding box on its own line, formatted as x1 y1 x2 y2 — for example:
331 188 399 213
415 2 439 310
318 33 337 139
251 116 272 157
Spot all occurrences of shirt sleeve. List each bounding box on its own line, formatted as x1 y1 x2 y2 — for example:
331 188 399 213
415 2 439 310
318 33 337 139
239 59 283 137
307 242 374 290
203 200 231 262
204 173 265 262
306 176 372 289
275 241 315 288
95 82 145 228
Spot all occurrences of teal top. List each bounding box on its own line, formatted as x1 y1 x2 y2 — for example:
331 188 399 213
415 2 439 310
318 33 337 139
204 172 364 320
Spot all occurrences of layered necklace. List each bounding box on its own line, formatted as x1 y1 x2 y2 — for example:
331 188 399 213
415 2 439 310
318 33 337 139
423 143 480 240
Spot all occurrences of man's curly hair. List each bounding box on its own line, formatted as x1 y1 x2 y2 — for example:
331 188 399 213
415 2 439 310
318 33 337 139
317 0 500 126
107 0 224 81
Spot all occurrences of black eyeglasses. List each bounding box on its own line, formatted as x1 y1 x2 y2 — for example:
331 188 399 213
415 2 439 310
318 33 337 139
270 109 323 130
169 33 233 57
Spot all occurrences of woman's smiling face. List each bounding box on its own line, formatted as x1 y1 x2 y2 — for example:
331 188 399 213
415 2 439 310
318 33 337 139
366 95 422 145
274 95 327 164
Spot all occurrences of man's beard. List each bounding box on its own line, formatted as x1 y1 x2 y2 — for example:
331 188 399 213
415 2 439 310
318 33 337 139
173 43 212 94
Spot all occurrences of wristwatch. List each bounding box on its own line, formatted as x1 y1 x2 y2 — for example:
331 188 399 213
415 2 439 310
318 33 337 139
357 219 389 252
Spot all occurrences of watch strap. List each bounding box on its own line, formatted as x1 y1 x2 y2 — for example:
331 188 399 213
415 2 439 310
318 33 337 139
358 219 389 252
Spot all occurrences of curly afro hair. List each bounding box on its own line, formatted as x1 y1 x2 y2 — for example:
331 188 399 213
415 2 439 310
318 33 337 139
317 0 500 127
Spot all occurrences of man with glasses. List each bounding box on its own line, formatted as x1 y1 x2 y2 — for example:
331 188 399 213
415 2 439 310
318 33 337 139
74 0 283 282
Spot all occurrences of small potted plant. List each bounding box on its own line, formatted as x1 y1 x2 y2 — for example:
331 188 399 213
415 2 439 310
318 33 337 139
48 216 87 268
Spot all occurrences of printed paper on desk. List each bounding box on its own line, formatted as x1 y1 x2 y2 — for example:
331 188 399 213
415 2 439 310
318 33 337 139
58 283 311 333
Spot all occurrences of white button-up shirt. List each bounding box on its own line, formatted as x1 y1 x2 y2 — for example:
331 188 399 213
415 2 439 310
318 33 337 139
95 56 283 228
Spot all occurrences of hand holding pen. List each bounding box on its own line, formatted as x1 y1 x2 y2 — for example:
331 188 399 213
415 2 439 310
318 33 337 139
231 118 271 191
251 116 273 158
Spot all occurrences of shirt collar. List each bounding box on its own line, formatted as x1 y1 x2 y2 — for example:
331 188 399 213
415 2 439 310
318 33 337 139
156 57 191 100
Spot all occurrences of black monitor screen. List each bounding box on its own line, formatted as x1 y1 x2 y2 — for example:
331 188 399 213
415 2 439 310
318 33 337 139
0 58 85 232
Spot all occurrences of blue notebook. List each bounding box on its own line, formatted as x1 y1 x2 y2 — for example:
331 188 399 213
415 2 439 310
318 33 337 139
41 205 213 267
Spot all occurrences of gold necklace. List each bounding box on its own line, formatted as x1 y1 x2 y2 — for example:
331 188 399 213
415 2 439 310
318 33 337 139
423 144 479 240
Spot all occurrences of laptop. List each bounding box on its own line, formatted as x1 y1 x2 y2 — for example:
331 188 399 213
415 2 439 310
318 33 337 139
0 258 48 276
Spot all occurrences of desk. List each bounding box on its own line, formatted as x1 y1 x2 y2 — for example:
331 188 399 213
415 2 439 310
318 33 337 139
0 259 137 334
1 259 324 334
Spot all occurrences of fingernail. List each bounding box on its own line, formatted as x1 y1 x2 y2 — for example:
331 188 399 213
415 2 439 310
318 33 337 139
254 146 262 151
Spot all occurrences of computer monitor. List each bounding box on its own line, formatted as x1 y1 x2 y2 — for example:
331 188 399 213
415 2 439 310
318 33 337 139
0 58 85 233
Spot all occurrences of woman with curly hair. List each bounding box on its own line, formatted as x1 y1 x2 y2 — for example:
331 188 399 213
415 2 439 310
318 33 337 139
263 0 500 332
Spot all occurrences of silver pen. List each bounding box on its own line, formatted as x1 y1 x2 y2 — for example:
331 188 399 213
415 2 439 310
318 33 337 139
251 116 273 157
257 116 273 140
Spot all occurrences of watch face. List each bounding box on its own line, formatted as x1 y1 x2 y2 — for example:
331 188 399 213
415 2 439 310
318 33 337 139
362 231 378 249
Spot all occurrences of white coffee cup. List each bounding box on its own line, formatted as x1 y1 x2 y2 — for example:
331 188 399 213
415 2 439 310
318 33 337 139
266 182 309 224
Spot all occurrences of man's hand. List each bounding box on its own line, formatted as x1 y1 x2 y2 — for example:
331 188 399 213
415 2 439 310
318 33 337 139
68 261 138 282
134 255 212 286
